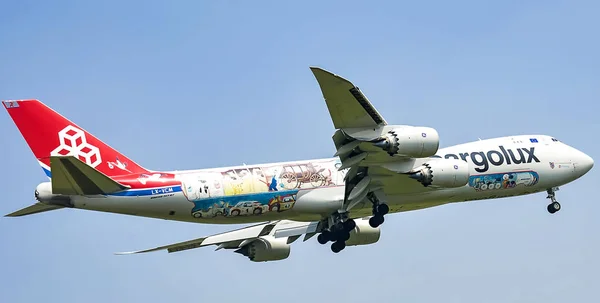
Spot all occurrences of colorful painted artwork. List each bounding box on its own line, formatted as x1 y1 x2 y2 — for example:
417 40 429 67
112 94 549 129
469 171 539 191
179 159 345 219
189 190 299 218
219 162 337 195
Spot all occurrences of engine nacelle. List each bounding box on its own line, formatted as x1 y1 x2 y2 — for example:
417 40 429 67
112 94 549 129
235 236 290 262
346 218 381 246
373 126 440 158
408 159 470 188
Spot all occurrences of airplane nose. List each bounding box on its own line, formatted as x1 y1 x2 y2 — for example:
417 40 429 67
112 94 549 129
574 150 594 176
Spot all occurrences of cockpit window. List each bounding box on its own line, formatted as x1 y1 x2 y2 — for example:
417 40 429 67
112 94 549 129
551 138 559 142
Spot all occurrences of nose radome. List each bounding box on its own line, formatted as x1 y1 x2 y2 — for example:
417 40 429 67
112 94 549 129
575 150 594 176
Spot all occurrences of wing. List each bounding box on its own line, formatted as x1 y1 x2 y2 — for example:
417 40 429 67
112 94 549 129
310 67 439 212
115 220 320 255
310 67 387 129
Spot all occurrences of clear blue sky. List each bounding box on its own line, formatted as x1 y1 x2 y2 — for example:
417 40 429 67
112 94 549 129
1 1 598 302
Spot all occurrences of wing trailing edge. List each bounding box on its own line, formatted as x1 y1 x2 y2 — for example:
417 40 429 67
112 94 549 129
115 220 320 255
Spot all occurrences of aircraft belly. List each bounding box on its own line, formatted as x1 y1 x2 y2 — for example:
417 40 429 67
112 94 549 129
72 188 343 224
72 193 188 218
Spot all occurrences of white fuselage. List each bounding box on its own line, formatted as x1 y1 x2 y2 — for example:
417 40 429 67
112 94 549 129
61 135 592 224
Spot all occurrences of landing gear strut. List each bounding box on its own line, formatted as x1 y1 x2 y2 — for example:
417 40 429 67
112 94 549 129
546 187 561 214
368 192 388 228
316 212 356 253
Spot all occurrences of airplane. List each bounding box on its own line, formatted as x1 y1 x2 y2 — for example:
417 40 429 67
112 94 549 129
2 67 593 262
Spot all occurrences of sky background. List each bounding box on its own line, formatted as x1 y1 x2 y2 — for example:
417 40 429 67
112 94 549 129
0 0 598 302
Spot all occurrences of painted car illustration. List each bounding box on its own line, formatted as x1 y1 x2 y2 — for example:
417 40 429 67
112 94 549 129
279 164 330 189
268 194 297 212
229 201 266 216
469 171 539 191
192 206 225 218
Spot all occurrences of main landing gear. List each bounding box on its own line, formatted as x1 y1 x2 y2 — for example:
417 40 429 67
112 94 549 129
368 192 389 228
317 192 390 253
316 212 356 253
546 187 561 214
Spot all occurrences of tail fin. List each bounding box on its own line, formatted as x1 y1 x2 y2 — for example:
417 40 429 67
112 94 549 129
3 99 149 177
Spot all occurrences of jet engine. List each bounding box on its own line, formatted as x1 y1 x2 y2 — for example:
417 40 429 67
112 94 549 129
345 218 381 246
373 126 440 158
408 159 470 188
234 236 290 262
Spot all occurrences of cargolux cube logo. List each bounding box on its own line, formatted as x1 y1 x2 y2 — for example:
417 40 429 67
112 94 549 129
51 125 102 167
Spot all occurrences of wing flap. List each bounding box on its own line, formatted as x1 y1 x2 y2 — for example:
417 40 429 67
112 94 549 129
272 220 319 238
50 156 129 195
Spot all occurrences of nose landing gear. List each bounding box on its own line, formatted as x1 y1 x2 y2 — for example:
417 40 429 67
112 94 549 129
546 187 561 214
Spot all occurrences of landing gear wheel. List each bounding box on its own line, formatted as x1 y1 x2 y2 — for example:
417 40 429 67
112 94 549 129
547 202 561 214
376 204 389 215
317 233 329 245
322 212 356 253
333 222 345 233
343 219 356 231
367 190 389 227
369 215 384 228
546 188 561 214
331 241 346 253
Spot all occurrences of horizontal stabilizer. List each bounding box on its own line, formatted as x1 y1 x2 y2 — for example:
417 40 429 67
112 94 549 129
5 202 64 217
50 156 129 195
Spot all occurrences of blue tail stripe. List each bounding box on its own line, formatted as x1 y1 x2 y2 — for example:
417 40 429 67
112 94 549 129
108 186 183 197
